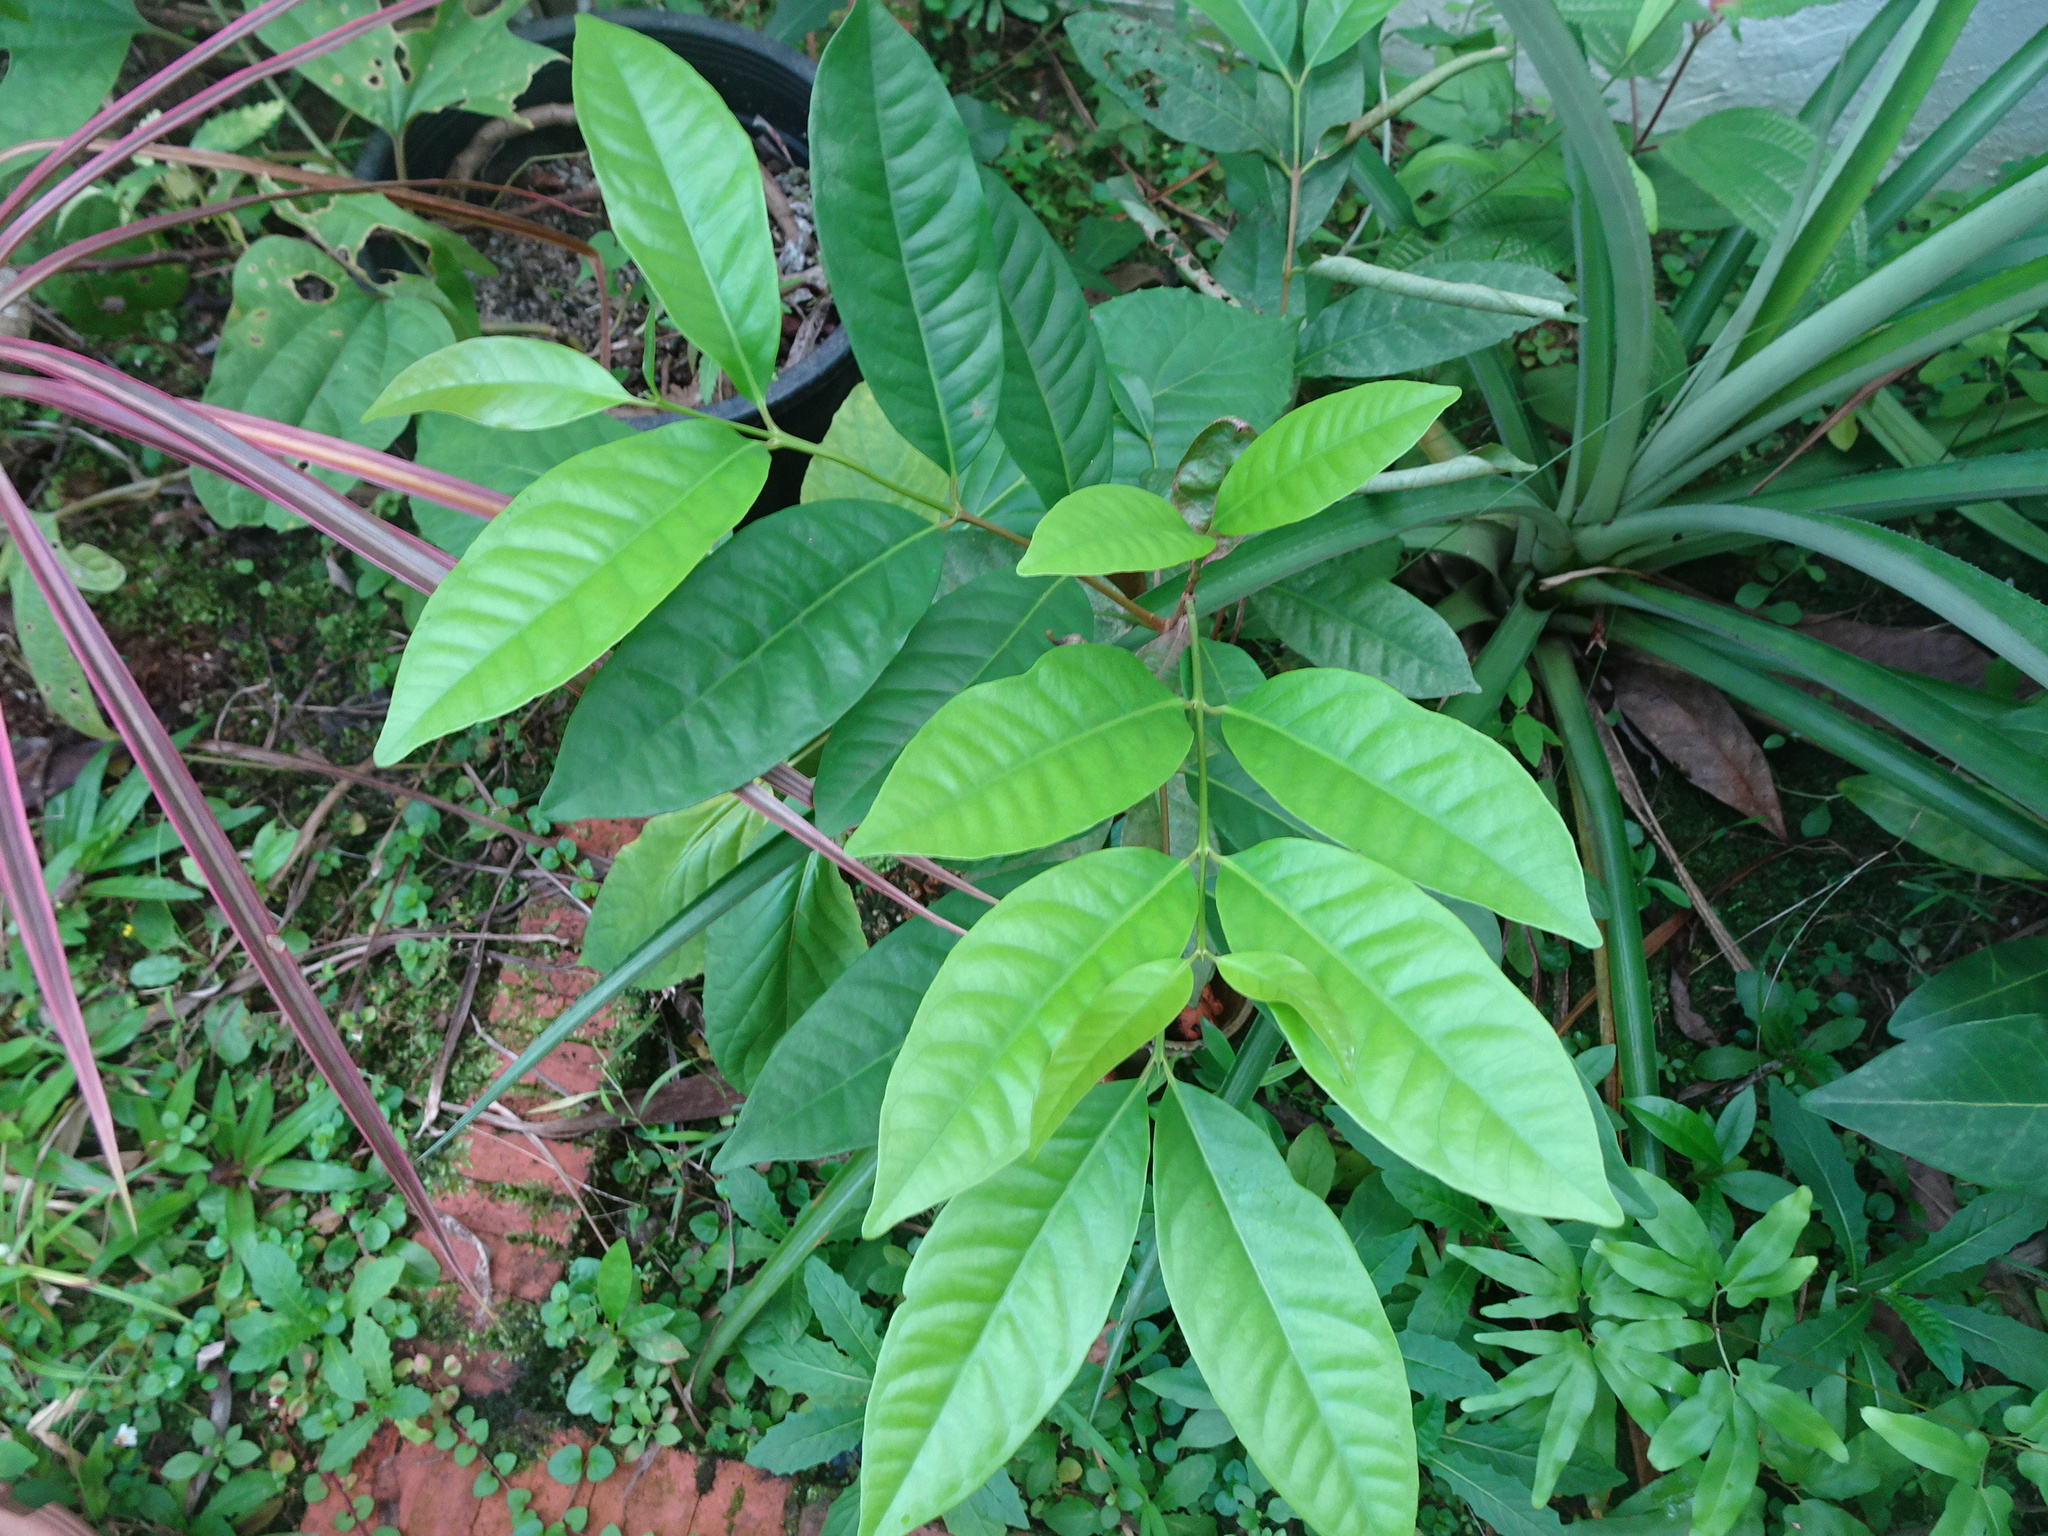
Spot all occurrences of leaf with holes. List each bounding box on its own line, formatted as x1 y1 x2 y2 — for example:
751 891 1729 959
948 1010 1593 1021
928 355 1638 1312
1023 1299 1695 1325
813 568 1091 835
1216 840 1618 1224
1220 669 1597 943
1155 1083 1417 1536
379 421 769 764
574 16 782 406
866 848 1196 1234
364 336 636 430
846 645 1192 860
543 500 943 819
195 238 455 531
1212 382 1460 535
860 1083 1148 1536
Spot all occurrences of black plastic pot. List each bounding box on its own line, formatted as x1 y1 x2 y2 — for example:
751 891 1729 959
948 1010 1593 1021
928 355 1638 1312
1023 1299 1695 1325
355 11 856 466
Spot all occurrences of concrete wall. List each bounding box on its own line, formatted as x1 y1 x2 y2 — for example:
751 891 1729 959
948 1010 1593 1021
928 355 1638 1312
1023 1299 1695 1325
1383 0 2048 187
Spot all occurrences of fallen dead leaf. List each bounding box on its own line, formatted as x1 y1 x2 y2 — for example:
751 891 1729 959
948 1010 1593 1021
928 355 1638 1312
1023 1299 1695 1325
1613 660 1788 839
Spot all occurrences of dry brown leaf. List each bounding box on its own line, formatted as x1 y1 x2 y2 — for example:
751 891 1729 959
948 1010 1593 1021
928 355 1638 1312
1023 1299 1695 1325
1668 969 1720 1046
1613 660 1788 839
1797 619 1990 688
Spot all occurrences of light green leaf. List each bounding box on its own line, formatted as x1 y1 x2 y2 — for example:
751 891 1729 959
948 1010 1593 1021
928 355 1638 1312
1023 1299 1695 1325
1215 949 1355 1076
860 1083 1148 1536
1016 485 1216 577
363 336 635 428
1092 289 1296 477
846 644 1192 860
1858 1410 1986 1481
1028 957 1191 1149
1219 668 1598 943
1838 774 2044 880
1718 1186 1817 1306
1247 550 1475 698
813 568 1092 834
1212 382 1460 536
1302 0 1398 68
1805 1017 2048 1189
583 796 767 989
544 500 942 819
981 171 1114 503
704 851 868 1091
807 1257 884 1373
1196 0 1297 74
1154 1083 1417 1536
8 564 111 739
378 420 768 764
410 411 633 557
195 238 454 531
574 16 782 406
1215 840 1618 1224
801 384 952 516
866 848 1197 1234
813 0 1004 474
258 0 553 138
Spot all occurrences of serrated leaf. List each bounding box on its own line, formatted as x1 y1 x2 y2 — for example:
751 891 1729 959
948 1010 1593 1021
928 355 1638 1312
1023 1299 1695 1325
704 851 868 1091
195 238 454 531
981 171 1114 503
866 848 1197 1233
1016 485 1215 576
747 1334 870 1406
544 499 943 818
813 0 1003 474
583 797 767 990
750 1400 867 1474
1211 382 1459 536
846 644 1192 860
378 420 768 763
806 1257 884 1374
574 16 781 405
1806 1017 2048 1189
1219 669 1598 944
363 336 635 428
1215 839 1617 1225
1246 551 1476 698
1656 107 1814 238
1884 1294 1963 1386
860 1083 1148 1536
813 567 1092 834
1154 1083 1417 1536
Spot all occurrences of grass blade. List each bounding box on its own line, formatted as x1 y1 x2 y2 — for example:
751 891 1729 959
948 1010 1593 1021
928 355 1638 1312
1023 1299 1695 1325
0 704 132 1224
0 477 477 1302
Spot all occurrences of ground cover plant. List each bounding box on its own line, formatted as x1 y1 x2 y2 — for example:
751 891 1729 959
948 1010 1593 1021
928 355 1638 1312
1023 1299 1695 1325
2 2 2047 1536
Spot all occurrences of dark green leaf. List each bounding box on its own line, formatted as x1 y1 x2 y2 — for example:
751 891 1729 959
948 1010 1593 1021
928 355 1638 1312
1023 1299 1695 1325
543 500 942 819
1890 937 2048 1039
1299 262 1573 380
1768 1081 1866 1274
1248 549 1476 698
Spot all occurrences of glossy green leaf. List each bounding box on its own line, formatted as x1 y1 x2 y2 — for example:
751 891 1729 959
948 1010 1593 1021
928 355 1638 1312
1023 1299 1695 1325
363 336 635 428
409 412 632 557
574 16 781 405
813 569 1090 834
195 238 454 531
1215 949 1355 1076
1212 382 1460 536
981 171 1115 504
1028 957 1191 1149
1197 0 1297 73
1016 485 1216 577
846 644 1193 860
801 384 952 516
1247 550 1475 698
1890 937 2048 1039
1219 669 1598 944
717 914 962 1171
866 848 1197 1233
1806 1017 2048 1189
544 500 942 818
859 1083 1148 1536
1838 774 2045 879
1092 289 1296 478
1215 840 1618 1225
704 851 868 1091
1154 1083 1417 1536
1301 0 1397 68
812 0 1004 473
379 420 769 764
583 797 767 990
1719 1187 1817 1306
1299 262 1572 381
